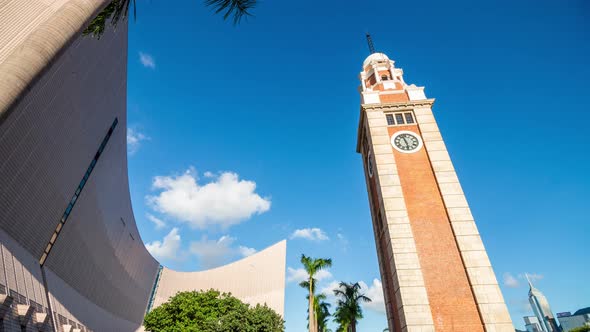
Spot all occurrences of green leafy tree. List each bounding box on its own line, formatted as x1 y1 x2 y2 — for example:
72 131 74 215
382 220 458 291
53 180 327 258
570 326 590 332
333 311 349 332
143 289 284 332
333 282 371 332
300 254 332 332
84 0 256 38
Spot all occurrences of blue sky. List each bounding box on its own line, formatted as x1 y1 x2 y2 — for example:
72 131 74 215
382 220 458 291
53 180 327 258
124 0 589 330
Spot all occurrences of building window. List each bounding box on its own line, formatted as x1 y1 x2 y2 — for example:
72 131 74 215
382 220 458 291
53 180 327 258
375 211 383 235
30 300 44 313
381 75 389 81
386 114 395 125
367 151 374 178
10 290 27 305
146 265 164 314
385 111 416 126
40 118 118 266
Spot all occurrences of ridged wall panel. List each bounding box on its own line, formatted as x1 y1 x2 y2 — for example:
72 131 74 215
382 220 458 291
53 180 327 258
0 1 159 330
0 1 287 331
45 268 141 332
0 228 52 331
153 240 287 317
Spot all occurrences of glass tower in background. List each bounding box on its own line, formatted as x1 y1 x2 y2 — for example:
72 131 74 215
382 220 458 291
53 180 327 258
528 274 560 332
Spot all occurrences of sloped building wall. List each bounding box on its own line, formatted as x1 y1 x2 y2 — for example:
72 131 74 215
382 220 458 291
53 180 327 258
153 240 287 317
0 1 159 331
0 2 286 332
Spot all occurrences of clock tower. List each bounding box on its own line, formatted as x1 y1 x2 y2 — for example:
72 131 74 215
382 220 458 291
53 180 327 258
356 50 514 332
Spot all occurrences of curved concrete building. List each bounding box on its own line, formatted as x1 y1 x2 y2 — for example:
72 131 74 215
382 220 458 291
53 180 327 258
152 241 286 315
0 1 286 331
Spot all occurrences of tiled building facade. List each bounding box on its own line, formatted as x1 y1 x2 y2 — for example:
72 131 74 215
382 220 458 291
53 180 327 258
0 1 285 331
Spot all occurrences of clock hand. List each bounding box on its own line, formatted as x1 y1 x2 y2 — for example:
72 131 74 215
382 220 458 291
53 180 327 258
402 137 409 147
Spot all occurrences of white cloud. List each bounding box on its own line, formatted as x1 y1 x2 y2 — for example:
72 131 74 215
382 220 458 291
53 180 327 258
503 272 520 288
290 228 329 241
139 52 156 69
145 228 182 261
336 232 349 251
319 280 342 300
318 279 385 315
127 128 149 155
147 168 271 229
286 267 332 283
189 235 257 269
315 269 333 281
189 235 235 269
359 279 385 314
508 298 532 314
501 272 545 288
523 273 544 282
238 246 257 257
203 171 214 178
286 267 308 283
146 214 166 230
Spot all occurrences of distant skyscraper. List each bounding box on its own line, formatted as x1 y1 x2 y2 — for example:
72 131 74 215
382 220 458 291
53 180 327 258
527 274 559 332
524 316 543 332
558 312 590 332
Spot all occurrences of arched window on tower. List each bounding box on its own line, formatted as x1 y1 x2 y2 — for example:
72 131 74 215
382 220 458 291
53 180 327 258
381 74 390 81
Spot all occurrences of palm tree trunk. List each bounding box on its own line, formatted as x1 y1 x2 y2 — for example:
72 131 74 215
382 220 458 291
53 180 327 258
314 314 319 332
309 279 315 332
351 319 356 332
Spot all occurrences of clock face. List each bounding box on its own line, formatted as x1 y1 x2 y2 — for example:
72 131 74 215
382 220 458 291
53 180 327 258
391 131 422 153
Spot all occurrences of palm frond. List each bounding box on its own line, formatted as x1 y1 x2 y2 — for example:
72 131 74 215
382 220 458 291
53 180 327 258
301 254 312 268
358 295 372 303
204 0 256 24
333 281 373 331
315 293 327 302
314 258 332 271
83 0 136 39
300 278 317 293
333 289 346 297
84 0 255 39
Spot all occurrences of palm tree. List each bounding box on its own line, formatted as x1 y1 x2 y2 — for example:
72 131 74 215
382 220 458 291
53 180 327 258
316 296 332 332
300 254 332 332
333 308 349 332
309 292 331 332
333 282 371 332
300 281 332 332
84 0 256 38
299 279 316 330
